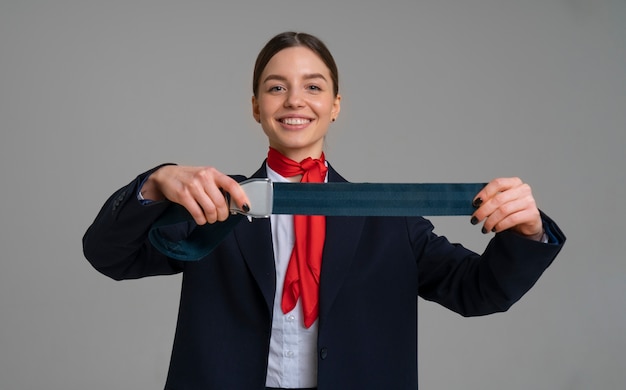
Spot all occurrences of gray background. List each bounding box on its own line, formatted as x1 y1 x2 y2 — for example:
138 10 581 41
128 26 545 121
1 0 624 389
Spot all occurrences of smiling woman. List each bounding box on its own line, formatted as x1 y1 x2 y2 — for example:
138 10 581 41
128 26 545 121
252 35 341 163
82 31 565 389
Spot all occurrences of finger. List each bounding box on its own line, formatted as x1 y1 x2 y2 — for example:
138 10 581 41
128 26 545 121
183 177 224 224
204 184 231 222
185 167 229 223
481 195 533 233
179 174 219 224
216 176 250 213
491 207 542 236
473 177 523 207
176 192 209 225
473 183 526 222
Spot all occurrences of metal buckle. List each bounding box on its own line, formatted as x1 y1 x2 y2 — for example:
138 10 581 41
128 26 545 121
229 178 273 218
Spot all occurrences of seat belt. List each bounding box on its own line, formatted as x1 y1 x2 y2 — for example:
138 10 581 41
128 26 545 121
149 180 485 261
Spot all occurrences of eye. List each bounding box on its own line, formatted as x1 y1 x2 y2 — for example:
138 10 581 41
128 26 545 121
307 85 322 92
268 85 285 92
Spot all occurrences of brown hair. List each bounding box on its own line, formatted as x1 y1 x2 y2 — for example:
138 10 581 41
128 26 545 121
252 32 339 98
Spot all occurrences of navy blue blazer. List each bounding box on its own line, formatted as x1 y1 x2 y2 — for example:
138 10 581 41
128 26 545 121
83 162 565 389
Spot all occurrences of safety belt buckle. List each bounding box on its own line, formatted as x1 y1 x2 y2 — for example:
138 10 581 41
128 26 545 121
229 178 273 218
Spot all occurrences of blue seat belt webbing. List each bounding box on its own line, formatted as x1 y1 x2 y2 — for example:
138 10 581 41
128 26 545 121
273 182 484 216
149 182 485 261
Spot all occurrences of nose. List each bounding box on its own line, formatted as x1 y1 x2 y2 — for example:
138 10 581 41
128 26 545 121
284 89 305 108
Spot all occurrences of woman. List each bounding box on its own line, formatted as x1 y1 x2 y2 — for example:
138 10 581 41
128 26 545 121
83 32 565 390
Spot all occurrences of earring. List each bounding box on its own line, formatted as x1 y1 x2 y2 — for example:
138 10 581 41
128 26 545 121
331 118 336 122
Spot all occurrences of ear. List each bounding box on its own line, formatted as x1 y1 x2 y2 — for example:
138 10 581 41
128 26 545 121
331 94 341 121
251 95 261 123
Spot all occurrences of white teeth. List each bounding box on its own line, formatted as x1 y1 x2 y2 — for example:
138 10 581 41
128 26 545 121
281 118 311 125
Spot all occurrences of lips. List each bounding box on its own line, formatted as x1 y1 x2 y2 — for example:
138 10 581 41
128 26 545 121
279 117 312 125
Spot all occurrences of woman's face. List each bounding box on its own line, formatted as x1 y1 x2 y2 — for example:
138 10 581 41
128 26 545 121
252 46 341 162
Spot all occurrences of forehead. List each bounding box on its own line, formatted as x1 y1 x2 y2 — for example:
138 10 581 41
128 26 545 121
261 46 331 78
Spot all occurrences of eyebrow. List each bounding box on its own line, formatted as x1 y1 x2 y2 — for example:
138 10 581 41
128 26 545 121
262 73 328 84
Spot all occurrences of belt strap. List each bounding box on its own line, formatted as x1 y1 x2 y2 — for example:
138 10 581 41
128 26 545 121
149 182 485 261
272 182 484 216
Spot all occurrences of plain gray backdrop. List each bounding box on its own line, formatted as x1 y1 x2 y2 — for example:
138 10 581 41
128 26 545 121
1 0 625 389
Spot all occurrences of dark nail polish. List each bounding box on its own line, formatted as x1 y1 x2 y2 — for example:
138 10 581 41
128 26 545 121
242 204 250 213
482 227 488 234
491 227 497 233
472 197 483 208
470 216 479 225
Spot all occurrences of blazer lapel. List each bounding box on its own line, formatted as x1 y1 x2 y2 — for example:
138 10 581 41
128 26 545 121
318 166 365 323
233 162 365 320
234 163 276 312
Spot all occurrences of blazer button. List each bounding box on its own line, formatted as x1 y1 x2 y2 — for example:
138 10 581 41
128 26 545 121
112 191 126 211
319 347 328 360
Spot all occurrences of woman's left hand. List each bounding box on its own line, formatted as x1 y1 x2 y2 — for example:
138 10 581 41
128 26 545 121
471 177 544 240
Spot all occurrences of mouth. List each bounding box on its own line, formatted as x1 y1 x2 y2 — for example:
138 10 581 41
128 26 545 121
279 117 313 126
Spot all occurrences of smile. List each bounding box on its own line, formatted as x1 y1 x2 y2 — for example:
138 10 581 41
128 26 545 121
280 117 312 125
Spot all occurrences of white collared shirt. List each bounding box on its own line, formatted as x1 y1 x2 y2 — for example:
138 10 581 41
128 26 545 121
265 164 325 388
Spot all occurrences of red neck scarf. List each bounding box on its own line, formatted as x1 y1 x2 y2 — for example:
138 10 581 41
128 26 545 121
266 147 327 328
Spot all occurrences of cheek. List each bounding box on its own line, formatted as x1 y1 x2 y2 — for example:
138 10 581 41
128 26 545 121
311 99 335 116
257 96 279 115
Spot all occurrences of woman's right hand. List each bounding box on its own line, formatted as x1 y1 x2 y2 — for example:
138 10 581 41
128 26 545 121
141 165 250 225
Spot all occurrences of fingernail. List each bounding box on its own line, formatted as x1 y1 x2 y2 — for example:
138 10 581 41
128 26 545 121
472 197 483 208
482 227 488 234
470 216 479 225
491 227 497 233
242 203 250 213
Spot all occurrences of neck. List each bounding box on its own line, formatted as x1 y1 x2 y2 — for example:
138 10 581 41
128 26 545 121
266 147 328 183
269 146 324 163
285 175 302 182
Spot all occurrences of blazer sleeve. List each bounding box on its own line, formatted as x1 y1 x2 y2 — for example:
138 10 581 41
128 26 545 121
82 164 185 280
415 211 565 316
